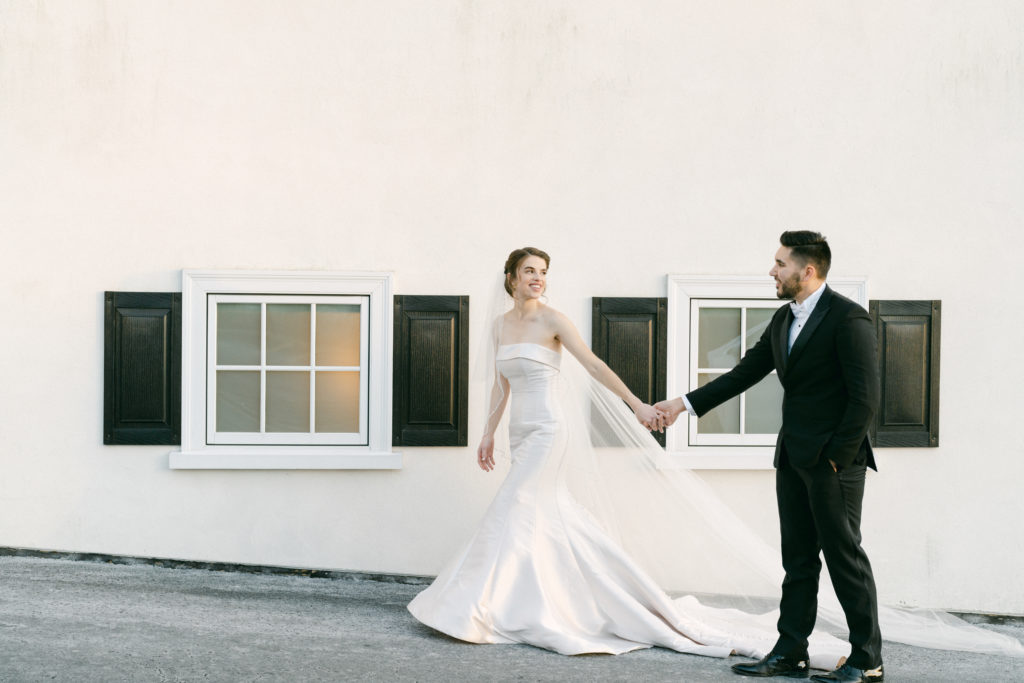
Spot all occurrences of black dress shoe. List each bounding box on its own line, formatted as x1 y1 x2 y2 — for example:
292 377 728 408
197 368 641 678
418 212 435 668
731 653 810 678
810 663 884 682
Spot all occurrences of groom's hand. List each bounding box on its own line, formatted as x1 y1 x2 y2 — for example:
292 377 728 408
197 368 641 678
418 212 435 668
653 397 686 427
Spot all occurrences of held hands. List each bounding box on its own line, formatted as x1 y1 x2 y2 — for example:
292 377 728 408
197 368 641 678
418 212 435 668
652 397 687 430
477 434 496 472
634 403 670 432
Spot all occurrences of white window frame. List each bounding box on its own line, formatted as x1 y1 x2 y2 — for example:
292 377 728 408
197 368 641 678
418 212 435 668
206 294 369 446
170 270 400 470
689 298 783 447
666 275 867 470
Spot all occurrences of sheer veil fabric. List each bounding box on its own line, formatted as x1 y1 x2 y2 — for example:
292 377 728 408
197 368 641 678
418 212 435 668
469 276 1024 662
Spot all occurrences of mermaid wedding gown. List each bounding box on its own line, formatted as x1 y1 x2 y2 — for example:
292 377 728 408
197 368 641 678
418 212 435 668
408 342 850 664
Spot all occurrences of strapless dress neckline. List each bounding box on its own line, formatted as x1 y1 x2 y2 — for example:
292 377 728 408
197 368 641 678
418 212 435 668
496 343 561 368
498 342 557 350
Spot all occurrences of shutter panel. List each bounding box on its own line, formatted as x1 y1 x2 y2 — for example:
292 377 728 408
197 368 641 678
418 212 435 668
592 297 667 447
869 300 941 447
104 292 181 445
393 295 469 447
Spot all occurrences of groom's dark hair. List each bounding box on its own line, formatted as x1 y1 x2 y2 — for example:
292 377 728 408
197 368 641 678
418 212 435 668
780 231 831 278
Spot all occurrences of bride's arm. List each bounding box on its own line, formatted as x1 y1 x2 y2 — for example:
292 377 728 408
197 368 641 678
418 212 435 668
551 310 664 429
477 374 509 472
478 317 511 472
483 374 510 436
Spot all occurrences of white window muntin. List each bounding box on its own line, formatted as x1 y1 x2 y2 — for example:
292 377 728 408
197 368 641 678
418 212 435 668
206 294 369 446
688 298 779 447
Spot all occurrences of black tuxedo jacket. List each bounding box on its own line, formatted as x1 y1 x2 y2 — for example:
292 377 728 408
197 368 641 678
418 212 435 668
686 286 879 470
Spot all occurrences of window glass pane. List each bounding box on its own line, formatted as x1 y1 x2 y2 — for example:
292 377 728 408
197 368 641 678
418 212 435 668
696 373 739 434
217 304 261 365
698 308 741 368
216 371 260 432
267 304 310 366
745 308 775 352
745 373 784 434
315 371 360 433
266 371 310 432
316 304 361 366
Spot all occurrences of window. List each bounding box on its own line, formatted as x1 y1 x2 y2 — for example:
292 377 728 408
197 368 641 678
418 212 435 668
690 299 782 446
208 295 368 446
171 270 398 470
667 275 867 469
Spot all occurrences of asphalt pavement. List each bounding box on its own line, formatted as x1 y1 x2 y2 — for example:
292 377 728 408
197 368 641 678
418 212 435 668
1 555 1023 682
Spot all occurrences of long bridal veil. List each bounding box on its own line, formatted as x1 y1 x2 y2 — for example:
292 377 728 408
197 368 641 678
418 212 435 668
478 277 1024 661
564 356 1024 658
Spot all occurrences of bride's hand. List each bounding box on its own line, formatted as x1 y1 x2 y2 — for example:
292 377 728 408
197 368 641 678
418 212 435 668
633 403 666 432
477 435 496 472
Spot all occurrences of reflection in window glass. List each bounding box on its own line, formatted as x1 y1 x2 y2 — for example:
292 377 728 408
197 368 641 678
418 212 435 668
697 372 740 434
316 371 360 433
267 304 311 366
745 308 775 352
216 371 260 432
316 304 361 366
266 371 310 432
217 304 261 365
745 373 783 434
698 308 741 368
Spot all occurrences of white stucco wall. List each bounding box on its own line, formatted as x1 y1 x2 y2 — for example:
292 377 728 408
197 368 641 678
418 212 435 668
2 1 1023 614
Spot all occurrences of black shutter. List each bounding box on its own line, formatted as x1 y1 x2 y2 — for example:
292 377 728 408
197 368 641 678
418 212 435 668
869 300 941 447
393 295 469 447
592 297 667 447
104 292 181 445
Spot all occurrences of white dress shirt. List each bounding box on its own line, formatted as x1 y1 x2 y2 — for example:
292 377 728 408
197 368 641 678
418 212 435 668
787 281 826 353
680 282 826 416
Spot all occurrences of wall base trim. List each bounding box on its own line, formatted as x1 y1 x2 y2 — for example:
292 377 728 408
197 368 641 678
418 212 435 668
0 546 432 586
2 546 1019 624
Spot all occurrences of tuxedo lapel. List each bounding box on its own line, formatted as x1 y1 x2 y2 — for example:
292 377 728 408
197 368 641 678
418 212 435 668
775 307 792 378
787 286 833 369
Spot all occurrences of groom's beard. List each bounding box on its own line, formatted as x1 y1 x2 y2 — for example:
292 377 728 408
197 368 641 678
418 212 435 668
776 273 802 300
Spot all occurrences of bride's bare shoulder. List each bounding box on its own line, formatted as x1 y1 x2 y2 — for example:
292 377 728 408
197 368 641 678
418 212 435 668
491 310 519 325
540 305 572 327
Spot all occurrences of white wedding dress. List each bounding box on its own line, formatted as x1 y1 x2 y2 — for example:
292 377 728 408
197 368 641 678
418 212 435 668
408 342 850 663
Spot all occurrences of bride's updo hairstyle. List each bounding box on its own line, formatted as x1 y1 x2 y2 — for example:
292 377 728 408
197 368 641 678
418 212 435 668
503 247 551 297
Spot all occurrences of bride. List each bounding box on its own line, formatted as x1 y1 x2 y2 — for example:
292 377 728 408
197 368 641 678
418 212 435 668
407 246 1024 669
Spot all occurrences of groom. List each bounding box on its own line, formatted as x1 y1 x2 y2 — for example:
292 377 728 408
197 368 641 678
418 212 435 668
655 231 883 682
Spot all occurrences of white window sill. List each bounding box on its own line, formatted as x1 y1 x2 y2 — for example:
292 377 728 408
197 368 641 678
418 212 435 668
168 450 402 470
